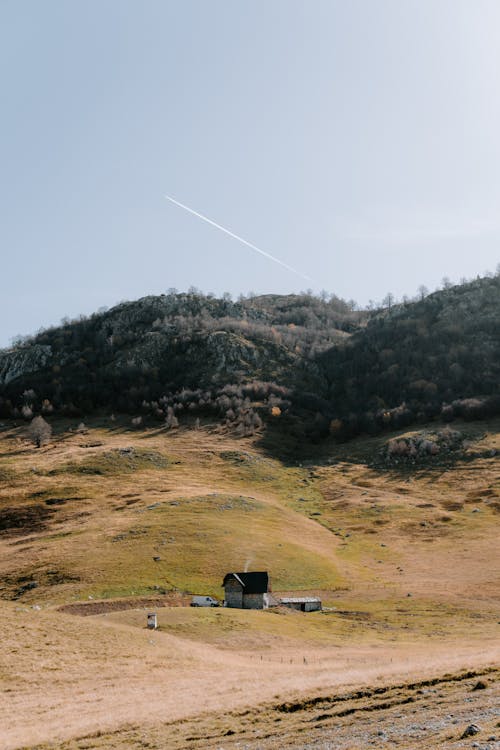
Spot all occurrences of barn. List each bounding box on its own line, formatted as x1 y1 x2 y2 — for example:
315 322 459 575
222 571 269 609
279 597 322 612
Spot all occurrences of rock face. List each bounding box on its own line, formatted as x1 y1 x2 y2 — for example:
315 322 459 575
0 344 52 385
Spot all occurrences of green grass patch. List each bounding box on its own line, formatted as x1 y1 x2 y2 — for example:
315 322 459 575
109 604 395 647
220 450 328 517
53 448 171 476
89 492 341 599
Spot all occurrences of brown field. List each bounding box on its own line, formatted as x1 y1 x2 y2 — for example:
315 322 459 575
0 417 498 748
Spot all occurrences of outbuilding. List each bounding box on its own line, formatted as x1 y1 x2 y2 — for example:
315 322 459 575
279 597 322 612
222 571 269 609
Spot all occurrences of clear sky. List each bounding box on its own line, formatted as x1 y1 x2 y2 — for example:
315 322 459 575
1 0 499 347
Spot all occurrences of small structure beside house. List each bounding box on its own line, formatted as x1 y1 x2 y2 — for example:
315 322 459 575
279 597 322 612
222 571 269 609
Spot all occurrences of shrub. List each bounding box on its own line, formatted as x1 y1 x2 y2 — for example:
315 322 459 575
29 416 52 448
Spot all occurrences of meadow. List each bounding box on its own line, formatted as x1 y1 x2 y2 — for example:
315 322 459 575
0 417 498 748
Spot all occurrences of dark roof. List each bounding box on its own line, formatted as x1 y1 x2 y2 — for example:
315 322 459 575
222 571 269 593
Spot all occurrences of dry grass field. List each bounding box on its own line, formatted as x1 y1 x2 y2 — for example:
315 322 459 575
0 417 498 748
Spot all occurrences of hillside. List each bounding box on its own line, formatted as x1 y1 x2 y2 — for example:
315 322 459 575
0 278 499 452
1 303 499 745
318 275 500 439
0 417 498 748
1 414 498 606
0 422 500 606
0 292 361 439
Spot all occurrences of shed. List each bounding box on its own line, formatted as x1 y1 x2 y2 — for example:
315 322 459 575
222 571 269 609
279 597 322 612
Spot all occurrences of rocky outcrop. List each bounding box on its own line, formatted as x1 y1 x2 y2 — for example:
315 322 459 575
0 344 52 385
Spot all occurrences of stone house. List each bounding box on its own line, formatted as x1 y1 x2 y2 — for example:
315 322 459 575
222 571 269 609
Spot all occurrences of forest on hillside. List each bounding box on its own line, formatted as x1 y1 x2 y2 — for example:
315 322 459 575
0 276 499 447
0 292 360 437
317 275 500 440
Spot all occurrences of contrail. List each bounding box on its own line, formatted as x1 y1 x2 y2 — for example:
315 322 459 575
164 194 315 283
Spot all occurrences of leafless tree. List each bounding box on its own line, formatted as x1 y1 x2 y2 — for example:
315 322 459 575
29 416 52 448
417 284 429 301
382 292 395 310
21 404 33 420
41 399 54 414
165 406 179 429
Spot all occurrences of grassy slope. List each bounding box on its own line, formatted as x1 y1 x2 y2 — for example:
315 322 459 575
2 594 497 750
0 418 499 748
0 416 498 623
0 420 342 603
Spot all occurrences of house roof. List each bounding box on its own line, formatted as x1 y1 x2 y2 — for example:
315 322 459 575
222 571 269 593
279 597 321 604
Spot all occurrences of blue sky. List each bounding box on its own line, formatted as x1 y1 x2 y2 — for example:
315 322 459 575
1 1 499 346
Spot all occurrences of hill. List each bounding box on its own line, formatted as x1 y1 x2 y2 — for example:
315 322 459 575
318 275 500 439
1 285 499 745
0 416 498 748
0 277 499 452
0 291 361 439
1 416 498 609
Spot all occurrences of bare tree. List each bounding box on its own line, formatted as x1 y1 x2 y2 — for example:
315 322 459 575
41 399 53 414
441 276 452 289
29 416 52 448
417 284 429 301
382 292 395 310
165 406 179 430
21 404 33 420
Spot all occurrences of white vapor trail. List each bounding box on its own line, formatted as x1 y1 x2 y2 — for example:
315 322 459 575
164 194 315 283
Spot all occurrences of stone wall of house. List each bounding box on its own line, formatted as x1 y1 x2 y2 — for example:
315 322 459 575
242 592 265 610
224 579 243 608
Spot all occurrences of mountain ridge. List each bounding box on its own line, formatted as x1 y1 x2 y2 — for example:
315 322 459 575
1 277 499 447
